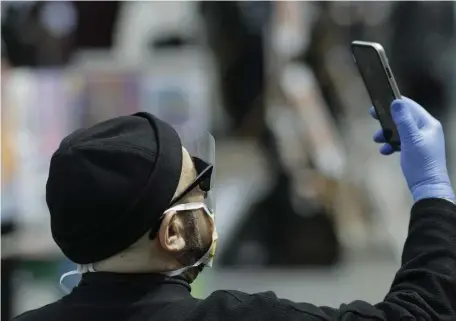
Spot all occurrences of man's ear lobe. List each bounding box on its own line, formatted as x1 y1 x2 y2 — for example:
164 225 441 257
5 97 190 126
158 211 186 253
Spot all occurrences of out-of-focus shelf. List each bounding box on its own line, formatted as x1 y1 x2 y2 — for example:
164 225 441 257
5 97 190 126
2 225 62 260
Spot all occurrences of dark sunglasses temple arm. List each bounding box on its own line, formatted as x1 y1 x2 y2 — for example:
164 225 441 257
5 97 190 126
168 165 213 207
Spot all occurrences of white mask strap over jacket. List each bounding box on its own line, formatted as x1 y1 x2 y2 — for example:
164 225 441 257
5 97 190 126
59 263 95 293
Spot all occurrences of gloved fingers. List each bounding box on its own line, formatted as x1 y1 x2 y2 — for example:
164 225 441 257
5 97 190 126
400 96 438 129
373 129 386 143
369 106 378 120
380 143 395 155
391 100 419 140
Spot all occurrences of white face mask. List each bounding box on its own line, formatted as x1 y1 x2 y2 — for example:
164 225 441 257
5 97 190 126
59 202 218 293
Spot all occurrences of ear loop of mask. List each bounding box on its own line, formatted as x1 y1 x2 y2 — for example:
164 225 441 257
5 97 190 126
59 263 96 293
160 202 218 277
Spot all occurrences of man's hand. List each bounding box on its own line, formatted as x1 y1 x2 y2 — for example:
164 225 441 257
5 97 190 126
370 97 455 202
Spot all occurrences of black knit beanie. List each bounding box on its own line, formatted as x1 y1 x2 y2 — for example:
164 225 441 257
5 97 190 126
46 112 182 264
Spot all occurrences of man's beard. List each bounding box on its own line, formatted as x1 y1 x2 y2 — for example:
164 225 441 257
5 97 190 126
176 248 207 283
176 242 209 267
175 215 213 283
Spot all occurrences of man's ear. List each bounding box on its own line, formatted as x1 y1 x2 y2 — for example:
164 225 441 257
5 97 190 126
158 211 186 253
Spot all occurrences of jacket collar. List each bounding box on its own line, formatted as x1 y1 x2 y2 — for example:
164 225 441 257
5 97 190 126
65 272 193 305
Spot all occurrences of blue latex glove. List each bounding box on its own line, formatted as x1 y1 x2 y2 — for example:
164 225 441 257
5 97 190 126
370 97 455 202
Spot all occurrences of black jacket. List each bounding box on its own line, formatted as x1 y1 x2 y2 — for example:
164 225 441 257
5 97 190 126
13 198 456 321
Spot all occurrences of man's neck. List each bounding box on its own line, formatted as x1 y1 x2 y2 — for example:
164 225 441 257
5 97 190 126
92 248 181 274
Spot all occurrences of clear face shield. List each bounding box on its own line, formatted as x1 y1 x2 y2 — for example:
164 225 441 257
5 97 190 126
59 128 216 292
157 128 217 277
170 127 215 213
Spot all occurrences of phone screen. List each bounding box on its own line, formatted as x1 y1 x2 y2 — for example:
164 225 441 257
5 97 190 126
352 45 400 146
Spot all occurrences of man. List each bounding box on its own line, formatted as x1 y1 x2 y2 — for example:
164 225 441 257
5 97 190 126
14 98 456 321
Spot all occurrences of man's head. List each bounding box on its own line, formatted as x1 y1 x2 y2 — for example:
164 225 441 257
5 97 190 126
158 147 212 265
47 112 214 282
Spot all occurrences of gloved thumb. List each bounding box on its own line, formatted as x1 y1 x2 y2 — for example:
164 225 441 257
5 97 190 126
391 100 418 142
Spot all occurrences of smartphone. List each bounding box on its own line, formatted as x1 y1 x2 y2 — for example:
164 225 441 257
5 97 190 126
351 41 401 150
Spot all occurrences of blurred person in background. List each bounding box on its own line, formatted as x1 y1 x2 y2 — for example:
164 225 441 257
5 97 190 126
201 1 340 267
13 97 456 321
1 1 120 67
1 1 77 67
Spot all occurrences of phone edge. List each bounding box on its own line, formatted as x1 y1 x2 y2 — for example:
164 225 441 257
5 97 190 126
351 41 402 149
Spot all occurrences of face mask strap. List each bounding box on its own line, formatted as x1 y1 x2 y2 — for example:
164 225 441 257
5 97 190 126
160 202 217 277
160 241 215 277
59 270 79 293
77 263 96 273
59 263 96 293
164 202 211 214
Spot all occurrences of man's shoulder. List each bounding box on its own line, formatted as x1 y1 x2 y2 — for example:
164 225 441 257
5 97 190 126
12 301 61 321
208 289 278 301
199 290 331 320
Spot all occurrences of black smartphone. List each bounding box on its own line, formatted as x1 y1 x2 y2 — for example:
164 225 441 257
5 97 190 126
351 41 401 150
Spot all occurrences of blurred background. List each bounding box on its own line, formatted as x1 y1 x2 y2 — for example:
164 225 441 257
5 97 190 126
1 1 456 319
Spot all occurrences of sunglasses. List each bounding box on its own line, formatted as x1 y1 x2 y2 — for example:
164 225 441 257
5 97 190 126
169 157 213 207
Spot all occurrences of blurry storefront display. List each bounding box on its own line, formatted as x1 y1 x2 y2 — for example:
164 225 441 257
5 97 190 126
2 60 19 321
1 60 18 229
83 71 139 126
10 70 81 229
139 49 213 132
